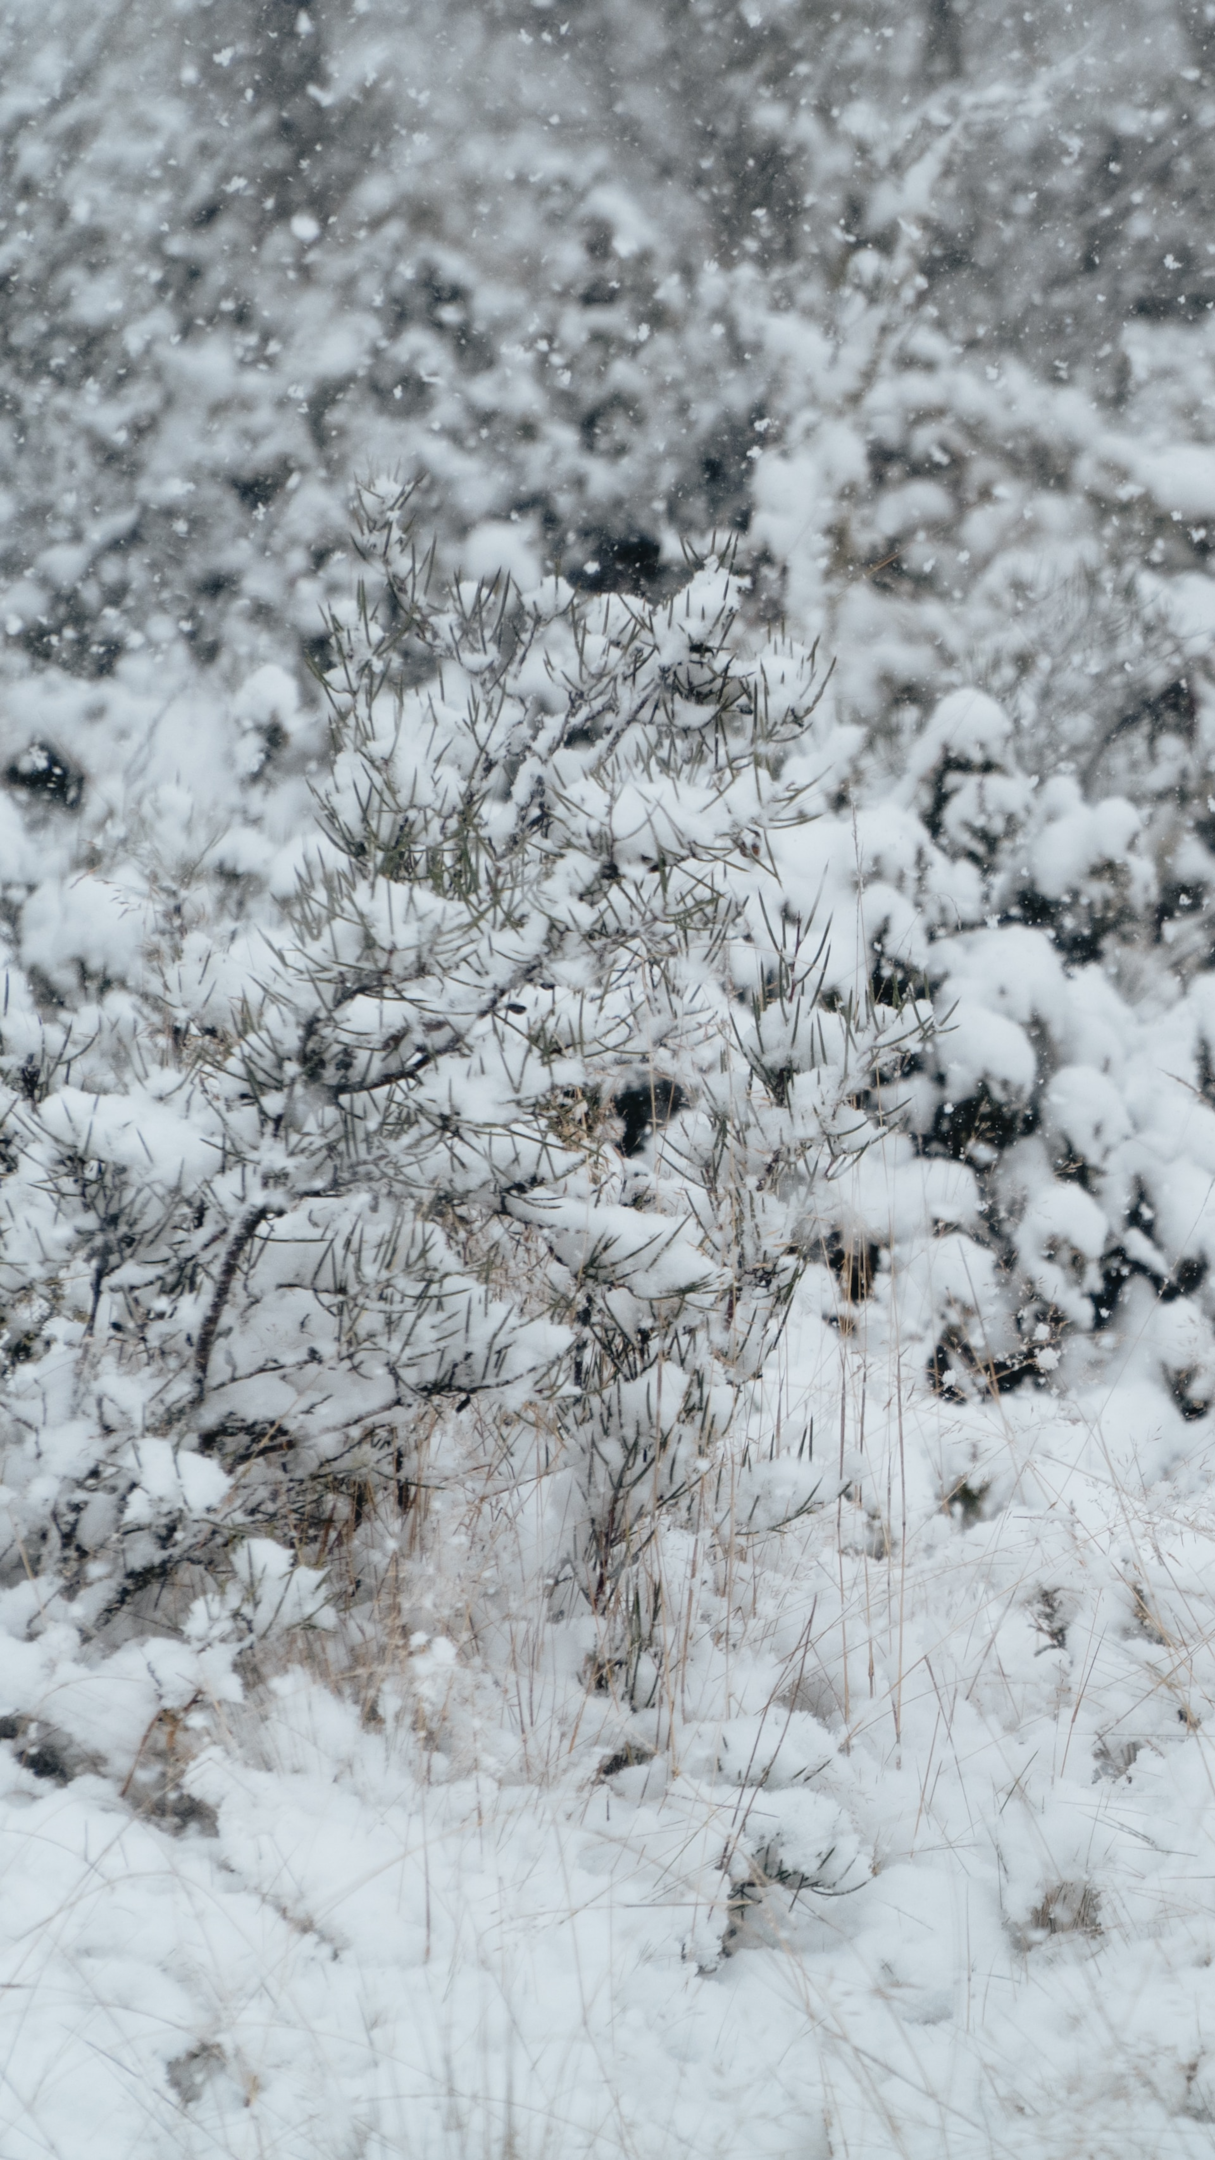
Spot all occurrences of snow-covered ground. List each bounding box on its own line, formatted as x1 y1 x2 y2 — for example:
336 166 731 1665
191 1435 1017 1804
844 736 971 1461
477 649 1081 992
10 1349 1215 2159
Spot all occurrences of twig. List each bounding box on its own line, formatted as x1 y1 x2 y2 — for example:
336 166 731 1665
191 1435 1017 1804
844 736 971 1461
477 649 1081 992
193 1201 283 1401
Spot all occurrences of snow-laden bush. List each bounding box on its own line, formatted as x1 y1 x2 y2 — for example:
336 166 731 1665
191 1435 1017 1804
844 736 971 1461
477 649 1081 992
0 492 930 1746
774 661 1215 1487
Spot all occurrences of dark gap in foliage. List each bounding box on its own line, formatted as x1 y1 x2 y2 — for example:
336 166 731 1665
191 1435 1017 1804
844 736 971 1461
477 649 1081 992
613 1078 687 1157
4 742 84 810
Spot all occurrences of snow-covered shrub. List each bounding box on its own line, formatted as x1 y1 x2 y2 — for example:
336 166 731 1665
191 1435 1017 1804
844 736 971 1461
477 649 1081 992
202 487 934 1674
0 491 929 1711
794 661 1215 1451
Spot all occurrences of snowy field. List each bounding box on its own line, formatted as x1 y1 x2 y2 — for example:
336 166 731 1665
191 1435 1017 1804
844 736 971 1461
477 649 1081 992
6 3 1215 2155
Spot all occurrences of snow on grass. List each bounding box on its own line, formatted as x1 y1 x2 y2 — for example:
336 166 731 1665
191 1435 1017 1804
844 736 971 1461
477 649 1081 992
7 1333 1215 2158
